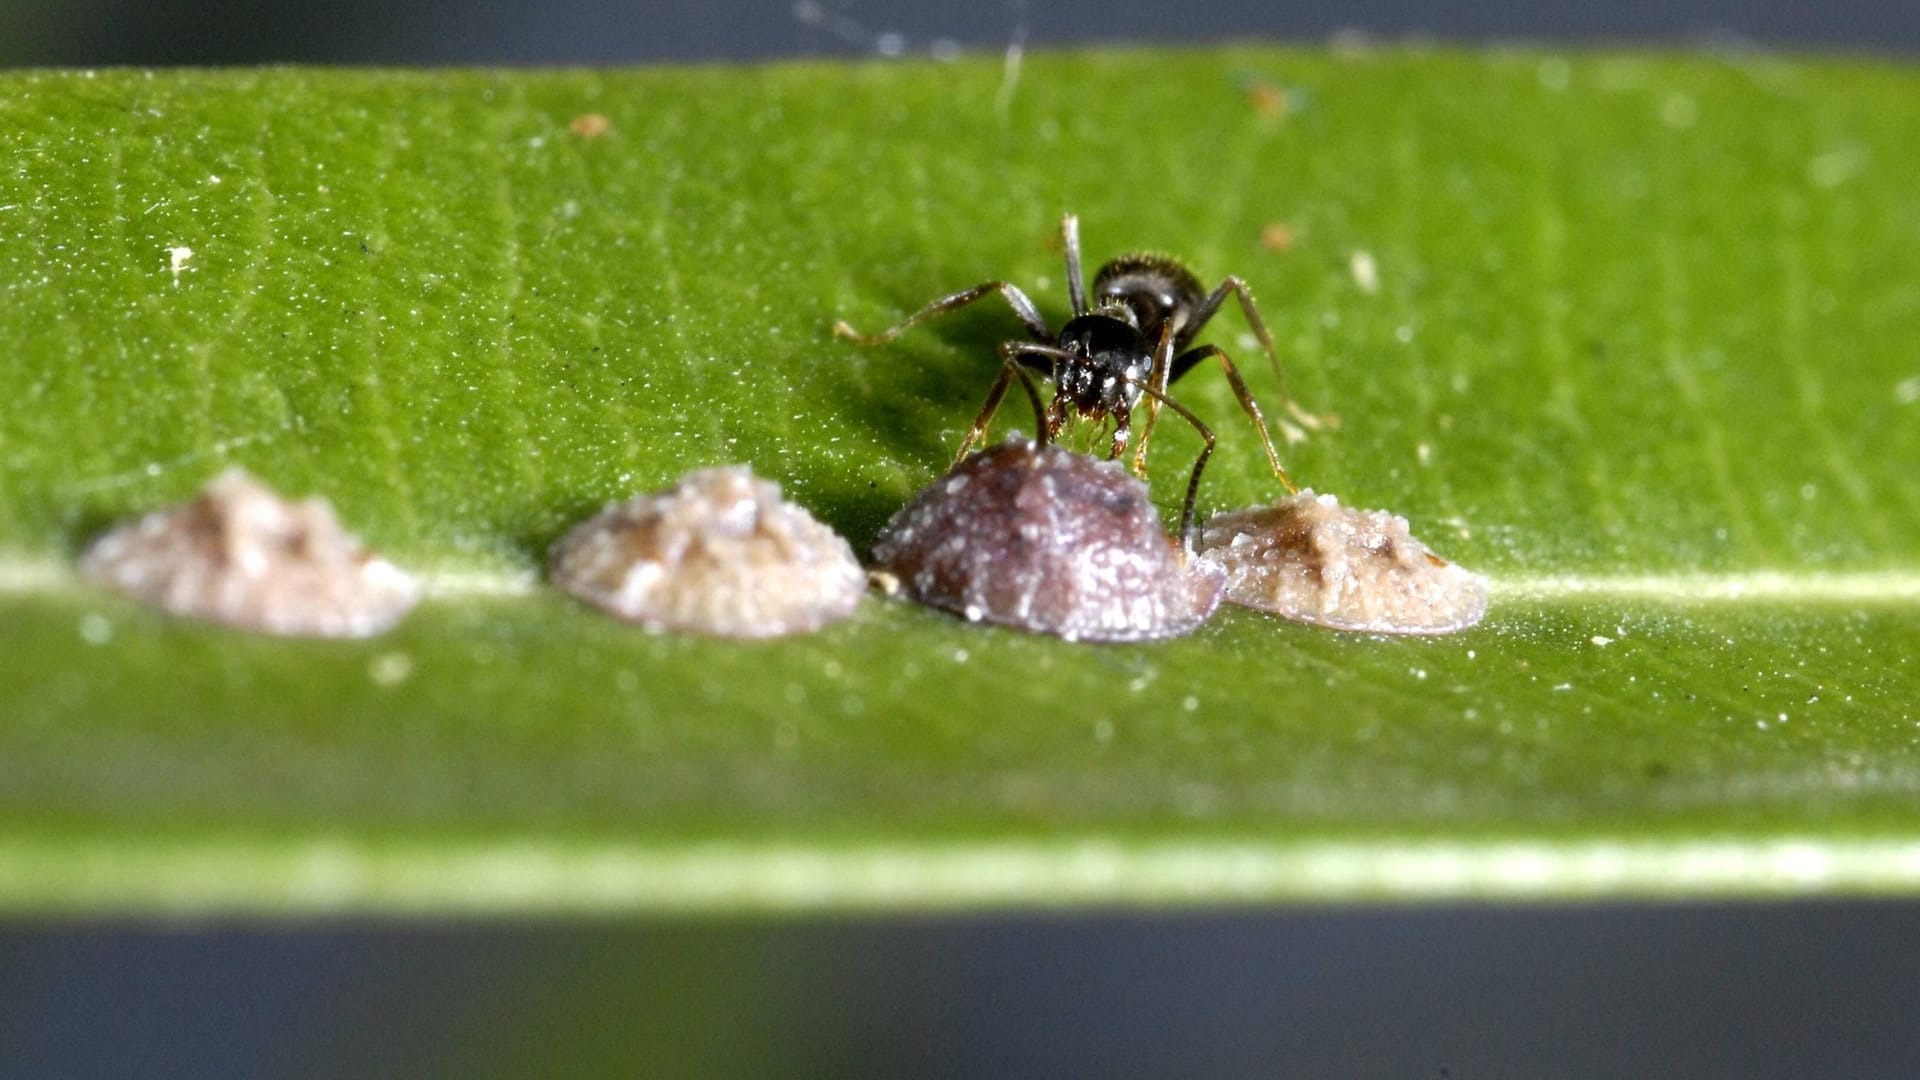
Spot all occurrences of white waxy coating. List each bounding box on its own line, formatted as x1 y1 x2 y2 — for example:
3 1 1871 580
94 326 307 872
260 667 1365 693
1197 490 1488 635
549 466 864 638
871 438 1223 643
79 468 421 638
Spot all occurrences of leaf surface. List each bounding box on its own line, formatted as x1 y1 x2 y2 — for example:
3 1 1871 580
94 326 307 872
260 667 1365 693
3 52 1919 911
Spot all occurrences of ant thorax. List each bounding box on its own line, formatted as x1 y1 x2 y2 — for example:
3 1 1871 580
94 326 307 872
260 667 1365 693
1054 306 1152 417
1092 254 1205 353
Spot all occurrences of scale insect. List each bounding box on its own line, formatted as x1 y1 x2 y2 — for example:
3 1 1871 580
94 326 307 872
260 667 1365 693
548 466 865 639
834 213 1320 547
870 437 1224 642
1196 491 1489 635
79 468 420 638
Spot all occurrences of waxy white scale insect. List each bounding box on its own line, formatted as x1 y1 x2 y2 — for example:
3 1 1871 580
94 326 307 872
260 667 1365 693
1197 491 1487 635
80 468 420 637
549 466 864 638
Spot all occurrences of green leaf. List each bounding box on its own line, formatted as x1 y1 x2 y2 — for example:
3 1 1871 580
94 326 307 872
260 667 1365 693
4 52 1919 913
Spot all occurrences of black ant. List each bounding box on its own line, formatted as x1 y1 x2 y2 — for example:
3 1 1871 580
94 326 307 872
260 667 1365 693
834 213 1321 548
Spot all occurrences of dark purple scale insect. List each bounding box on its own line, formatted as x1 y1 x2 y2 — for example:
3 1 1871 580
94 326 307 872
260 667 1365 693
836 213 1317 548
870 438 1223 642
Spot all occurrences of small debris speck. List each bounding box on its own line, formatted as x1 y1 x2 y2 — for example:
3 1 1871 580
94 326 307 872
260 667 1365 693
569 113 611 138
1236 73 1307 118
369 652 414 687
1536 56 1571 91
871 439 1223 642
79 468 420 637
1660 94 1699 128
1348 250 1379 294
1196 491 1487 635
549 466 864 638
1260 222 1296 252
167 245 193 285
78 613 113 645
1246 79 1286 116
1807 147 1866 189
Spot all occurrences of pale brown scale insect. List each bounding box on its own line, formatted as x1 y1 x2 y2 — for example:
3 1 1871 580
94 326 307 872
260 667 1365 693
871 438 1223 642
1196 491 1488 635
79 468 420 638
549 466 864 638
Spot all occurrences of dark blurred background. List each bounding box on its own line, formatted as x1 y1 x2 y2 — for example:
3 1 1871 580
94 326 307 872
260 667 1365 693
4 3 1919 1077
7 905 1920 1077
1 0 1918 67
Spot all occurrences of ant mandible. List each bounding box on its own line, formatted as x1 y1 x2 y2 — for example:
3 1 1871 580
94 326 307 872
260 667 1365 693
834 213 1318 549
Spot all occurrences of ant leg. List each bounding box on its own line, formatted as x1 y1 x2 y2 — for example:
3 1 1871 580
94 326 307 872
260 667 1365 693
1044 398 1070 444
999 342 1052 443
956 364 1016 465
955 343 1059 461
1186 276 1334 431
996 341 1078 446
1169 344 1299 495
1062 214 1088 316
1121 378 1216 551
834 281 1049 345
1129 320 1181 478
